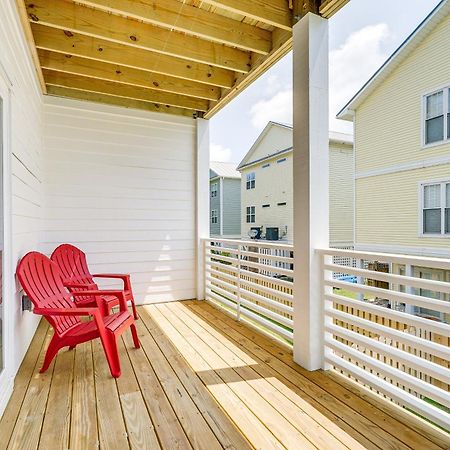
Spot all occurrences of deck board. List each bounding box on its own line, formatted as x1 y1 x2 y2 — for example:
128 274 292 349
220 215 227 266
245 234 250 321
0 302 448 450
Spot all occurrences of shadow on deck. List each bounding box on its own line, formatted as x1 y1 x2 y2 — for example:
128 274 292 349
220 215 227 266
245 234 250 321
0 301 448 449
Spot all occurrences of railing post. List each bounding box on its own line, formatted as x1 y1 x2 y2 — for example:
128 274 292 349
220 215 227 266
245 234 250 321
405 264 414 314
196 118 209 301
357 258 365 301
322 253 333 370
237 244 242 321
292 13 329 371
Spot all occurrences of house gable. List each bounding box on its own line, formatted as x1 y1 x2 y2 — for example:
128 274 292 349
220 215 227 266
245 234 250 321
238 122 293 169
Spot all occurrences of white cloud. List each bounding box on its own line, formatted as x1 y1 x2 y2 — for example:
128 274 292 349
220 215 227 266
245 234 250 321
250 88 293 129
210 143 233 162
330 23 391 132
249 23 392 134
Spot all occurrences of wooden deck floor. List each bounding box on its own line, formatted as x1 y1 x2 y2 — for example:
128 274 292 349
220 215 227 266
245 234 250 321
0 301 448 450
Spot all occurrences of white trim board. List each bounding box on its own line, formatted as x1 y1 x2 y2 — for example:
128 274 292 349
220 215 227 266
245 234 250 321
355 243 450 259
356 155 450 179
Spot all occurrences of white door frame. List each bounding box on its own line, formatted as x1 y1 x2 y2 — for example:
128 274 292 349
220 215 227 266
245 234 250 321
0 71 14 416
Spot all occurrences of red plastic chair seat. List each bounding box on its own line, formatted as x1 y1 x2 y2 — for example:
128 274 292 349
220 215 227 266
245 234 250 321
16 251 140 378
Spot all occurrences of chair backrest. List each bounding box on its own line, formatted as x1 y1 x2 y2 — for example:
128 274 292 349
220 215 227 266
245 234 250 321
51 244 99 305
16 252 80 335
51 244 96 285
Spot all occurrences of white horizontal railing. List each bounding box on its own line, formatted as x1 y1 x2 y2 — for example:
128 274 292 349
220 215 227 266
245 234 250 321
203 238 294 343
318 248 450 430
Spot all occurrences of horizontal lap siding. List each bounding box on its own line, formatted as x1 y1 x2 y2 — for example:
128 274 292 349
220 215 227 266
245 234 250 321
356 14 450 174
356 163 450 251
43 97 196 303
1 0 43 376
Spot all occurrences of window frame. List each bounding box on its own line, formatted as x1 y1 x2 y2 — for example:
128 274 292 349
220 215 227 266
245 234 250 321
210 182 218 198
422 85 450 148
246 172 255 190
246 206 255 223
419 179 450 237
211 209 218 224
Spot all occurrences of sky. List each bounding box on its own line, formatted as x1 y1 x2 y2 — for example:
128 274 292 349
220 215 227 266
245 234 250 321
209 0 442 164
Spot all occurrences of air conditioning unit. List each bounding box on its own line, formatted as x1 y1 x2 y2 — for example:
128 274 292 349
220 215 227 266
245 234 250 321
249 227 262 239
266 227 279 241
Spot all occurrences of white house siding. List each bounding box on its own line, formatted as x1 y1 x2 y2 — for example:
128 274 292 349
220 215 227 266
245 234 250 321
43 96 196 303
355 13 450 175
1 0 43 389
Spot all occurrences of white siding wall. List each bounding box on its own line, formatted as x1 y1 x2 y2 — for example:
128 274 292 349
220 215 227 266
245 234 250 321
43 97 197 303
0 0 43 408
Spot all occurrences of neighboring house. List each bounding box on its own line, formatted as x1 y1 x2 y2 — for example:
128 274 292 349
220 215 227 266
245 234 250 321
209 161 241 238
238 122 354 247
337 0 450 321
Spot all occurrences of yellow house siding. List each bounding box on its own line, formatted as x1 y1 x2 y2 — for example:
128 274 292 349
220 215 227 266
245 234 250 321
241 153 293 241
356 163 450 250
355 13 450 174
330 143 354 245
241 143 354 245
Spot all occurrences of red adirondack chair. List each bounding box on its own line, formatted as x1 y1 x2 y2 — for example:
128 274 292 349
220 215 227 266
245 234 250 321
51 244 138 319
16 252 140 378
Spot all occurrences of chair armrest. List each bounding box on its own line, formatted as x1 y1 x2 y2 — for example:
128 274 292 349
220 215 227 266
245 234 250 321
92 273 131 290
71 290 127 312
33 307 99 317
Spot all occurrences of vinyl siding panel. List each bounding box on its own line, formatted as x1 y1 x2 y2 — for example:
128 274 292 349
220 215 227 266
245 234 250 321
43 96 196 303
241 144 354 245
241 153 293 241
355 13 450 174
1 0 43 380
209 179 220 235
222 178 241 236
330 143 354 245
356 163 450 251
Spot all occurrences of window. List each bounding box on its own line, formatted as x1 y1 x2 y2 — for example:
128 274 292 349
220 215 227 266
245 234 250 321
424 87 449 145
277 202 287 206
262 163 270 169
246 206 255 223
262 204 270 208
277 158 287 164
246 172 255 189
421 181 450 235
211 182 218 198
211 209 218 224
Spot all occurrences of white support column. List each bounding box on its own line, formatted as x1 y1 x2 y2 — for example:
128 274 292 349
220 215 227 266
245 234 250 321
196 118 210 300
292 13 329 371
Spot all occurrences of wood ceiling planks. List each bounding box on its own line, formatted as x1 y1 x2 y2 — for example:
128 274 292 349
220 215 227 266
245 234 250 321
18 0 350 118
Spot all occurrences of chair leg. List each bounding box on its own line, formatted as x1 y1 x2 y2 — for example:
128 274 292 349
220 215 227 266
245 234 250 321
99 333 121 378
40 335 61 373
130 324 140 349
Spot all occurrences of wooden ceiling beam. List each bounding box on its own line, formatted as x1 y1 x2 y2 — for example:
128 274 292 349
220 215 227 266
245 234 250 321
31 24 235 89
319 0 350 18
76 0 272 55
37 49 221 101
26 0 251 73
46 85 194 117
43 69 211 112
200 0 293 31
